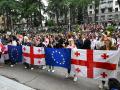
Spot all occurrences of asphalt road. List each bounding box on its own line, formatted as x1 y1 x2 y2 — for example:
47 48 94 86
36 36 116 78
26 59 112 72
0 64 120 90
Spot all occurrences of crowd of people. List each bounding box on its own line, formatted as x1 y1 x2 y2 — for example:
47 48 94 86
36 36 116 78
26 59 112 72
0 27 120 65
0 30 119 50
0 26 120 89
80 24 104 31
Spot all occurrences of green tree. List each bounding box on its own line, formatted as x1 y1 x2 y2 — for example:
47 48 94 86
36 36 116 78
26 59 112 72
47 0 62 25
0 0 19 30
0 0 45 30
19 0 44 27
47 0 93 25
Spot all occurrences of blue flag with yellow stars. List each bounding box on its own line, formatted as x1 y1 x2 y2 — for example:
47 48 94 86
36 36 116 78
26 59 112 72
8 45 22 63
45 48 71 69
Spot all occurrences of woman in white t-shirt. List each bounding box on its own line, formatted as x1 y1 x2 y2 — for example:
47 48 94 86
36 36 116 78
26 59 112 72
66 38 77 81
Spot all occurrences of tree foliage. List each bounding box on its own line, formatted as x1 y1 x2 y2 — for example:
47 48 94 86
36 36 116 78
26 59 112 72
0 0 95 30
47 0 93 25
0 0 45 29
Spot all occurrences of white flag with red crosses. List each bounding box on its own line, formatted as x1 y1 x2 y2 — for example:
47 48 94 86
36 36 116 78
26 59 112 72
71 49 120 79
22 46 45 65
0 45 9 63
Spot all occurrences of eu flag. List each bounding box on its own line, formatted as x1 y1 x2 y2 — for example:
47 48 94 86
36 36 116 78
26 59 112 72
8 45 22 63
45 48 71 69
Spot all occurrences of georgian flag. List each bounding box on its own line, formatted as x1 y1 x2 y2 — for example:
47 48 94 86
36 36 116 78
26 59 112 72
2 45 9 60
0 43 4 52
71 49 120 79
22 46 45 65
0 45 9 63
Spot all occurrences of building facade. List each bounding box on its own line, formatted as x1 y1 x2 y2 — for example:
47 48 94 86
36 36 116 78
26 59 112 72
88 0 120 25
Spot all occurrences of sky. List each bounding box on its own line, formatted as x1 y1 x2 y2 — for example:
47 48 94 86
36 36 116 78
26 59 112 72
41 0 48 6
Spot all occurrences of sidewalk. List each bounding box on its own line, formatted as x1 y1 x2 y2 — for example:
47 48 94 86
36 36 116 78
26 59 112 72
1 64 120 90
0 75 35 90
0 65 102 90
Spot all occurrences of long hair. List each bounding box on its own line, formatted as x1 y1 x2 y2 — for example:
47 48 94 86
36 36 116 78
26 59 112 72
108 78 120 90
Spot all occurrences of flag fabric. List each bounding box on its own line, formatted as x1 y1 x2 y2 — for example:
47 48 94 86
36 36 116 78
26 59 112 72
0 43 4 63
70 49 120 79
22 46 45 65
0 43 4 53
3 45 8 54
45 48 71 69
1 45 9 61
8 45 22 63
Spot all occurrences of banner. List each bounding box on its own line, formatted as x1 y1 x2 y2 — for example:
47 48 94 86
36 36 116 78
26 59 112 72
8 45 22 63
23 46 45 65
70 49 120 79
45 48 71 69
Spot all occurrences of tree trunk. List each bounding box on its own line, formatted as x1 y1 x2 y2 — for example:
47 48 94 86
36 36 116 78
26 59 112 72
6 10 9 30
77 6 83 24
70 7 76 24
56 11 59 26
38 0 43 27
83 7 88 24
26 17 29 29
72 9 76 24
30 15 32 28
64 11 67 24
39 10 42 27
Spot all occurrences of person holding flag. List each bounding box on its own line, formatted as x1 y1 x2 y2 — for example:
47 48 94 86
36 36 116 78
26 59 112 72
0 39 4 67
98 34 117 89
66 37 77 81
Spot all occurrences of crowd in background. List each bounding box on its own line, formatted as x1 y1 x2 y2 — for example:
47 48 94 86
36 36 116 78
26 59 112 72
0 30 120 51
0 23 120 69
0 25 120 89
80 24 104 31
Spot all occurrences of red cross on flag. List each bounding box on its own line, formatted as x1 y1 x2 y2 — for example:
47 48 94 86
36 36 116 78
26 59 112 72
0 45 9 62
22 46 45 65
70 49 120 79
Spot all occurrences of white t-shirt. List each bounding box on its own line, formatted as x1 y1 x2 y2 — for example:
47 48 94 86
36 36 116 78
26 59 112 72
95 40 104 50
91 39 97 50
12 41 17 46
111 38 116 46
